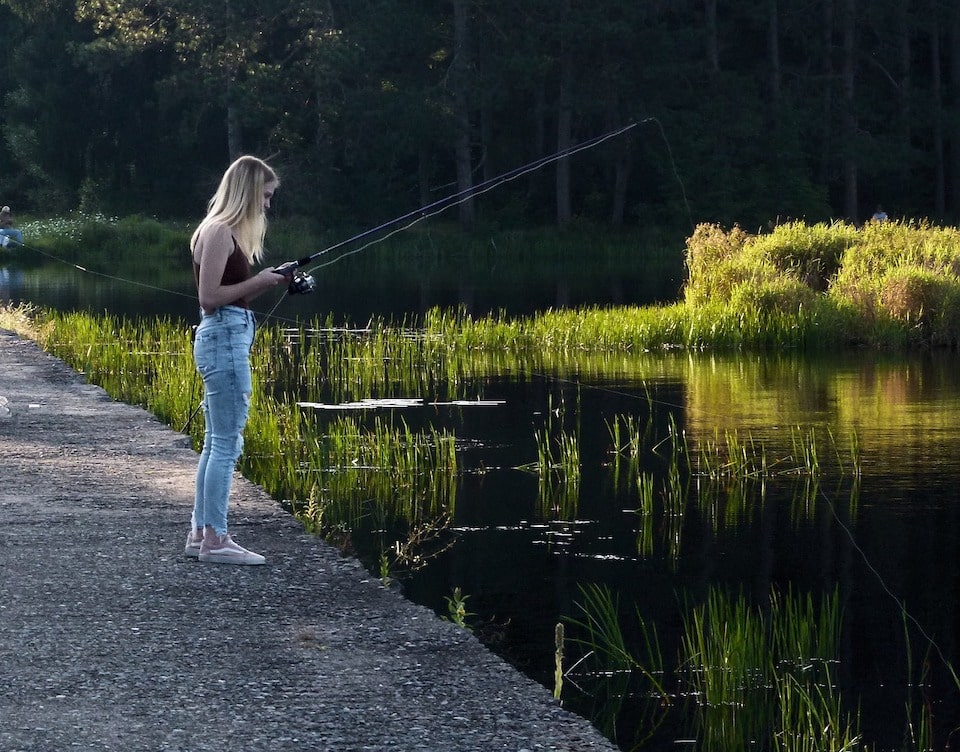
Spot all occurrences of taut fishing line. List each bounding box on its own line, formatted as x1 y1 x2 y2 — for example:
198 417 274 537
11 118 682 429
260 117 692 324
10 118 689 328
10 240 199 302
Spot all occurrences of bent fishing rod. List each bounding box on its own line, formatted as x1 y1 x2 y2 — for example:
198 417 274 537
269 119 648 295
12 118 679 326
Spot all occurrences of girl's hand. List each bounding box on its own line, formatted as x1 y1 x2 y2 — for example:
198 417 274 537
272 262 299 276
257 266 289 287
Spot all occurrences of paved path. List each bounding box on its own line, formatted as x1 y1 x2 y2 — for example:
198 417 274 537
0 330 618 752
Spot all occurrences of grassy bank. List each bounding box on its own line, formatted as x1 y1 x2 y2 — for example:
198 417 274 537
14 212 959 351
682 218 960 349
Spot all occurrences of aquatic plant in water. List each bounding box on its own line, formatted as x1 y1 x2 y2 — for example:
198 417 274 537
563 584 855 751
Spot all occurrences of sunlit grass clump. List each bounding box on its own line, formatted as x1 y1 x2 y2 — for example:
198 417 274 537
684 218 960 349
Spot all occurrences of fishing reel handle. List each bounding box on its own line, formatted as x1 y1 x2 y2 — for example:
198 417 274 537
273 261 299 276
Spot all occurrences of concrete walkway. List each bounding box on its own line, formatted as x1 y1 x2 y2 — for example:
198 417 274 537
0 330 618 752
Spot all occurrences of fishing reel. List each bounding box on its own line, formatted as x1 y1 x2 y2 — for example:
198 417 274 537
275 261 316 295
288 271 316 295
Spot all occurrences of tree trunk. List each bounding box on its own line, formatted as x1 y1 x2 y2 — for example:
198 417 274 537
609 151 632 228
818 0 835 184
529 85 547 201
226 98 243 161
608 99 632 228
556 0 573 227
418 145 431 209
452 0 475 226
930 5 945 219
950 4 960 218
480 98 494 184
841 0 858 222
705 0 719 73
224 0 242 160
768 0 781 102
897 0 911 206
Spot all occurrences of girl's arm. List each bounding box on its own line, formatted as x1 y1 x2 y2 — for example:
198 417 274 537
195 222 287 312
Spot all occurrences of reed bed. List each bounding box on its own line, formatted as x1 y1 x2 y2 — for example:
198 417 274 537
2 307 460 569
609 403 861 566
246 405 459 538
682 586 855 750
564 583 857 751
2 304 866 569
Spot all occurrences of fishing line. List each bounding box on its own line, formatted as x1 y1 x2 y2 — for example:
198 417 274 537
260 117 691 324
10 236 307 330
11 117 690 333
12 139 950 695
13 119 690 425
10 239 199 302
816 485 960 687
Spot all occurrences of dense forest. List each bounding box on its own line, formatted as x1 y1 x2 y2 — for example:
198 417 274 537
0 1 959 232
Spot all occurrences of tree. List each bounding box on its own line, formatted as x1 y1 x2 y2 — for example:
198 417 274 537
75 0 335 161
0 3 102 209
451 0 476 225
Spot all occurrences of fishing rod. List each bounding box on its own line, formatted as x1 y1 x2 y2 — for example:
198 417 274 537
10 118 681 321
268 119 650 297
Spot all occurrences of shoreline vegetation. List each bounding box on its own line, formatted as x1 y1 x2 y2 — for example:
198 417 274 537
2 216 958 750
10 213 960 352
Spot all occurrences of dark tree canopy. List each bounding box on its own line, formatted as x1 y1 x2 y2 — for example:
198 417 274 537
0 0 957 231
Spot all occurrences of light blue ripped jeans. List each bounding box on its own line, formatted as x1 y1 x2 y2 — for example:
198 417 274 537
191 305 255 535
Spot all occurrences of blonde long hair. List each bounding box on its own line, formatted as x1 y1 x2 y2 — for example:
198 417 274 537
190 155 278 264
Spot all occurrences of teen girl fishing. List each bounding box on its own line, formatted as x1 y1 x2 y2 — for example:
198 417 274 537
185 155 296 565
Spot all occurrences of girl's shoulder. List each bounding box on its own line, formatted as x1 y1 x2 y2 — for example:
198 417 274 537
195 220 235 249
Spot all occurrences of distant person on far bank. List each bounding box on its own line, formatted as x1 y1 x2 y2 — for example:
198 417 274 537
871 205 888 222
185 155 297 565
0 205 24 246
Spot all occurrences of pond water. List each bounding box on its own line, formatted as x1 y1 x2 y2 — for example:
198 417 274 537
5 252 960 750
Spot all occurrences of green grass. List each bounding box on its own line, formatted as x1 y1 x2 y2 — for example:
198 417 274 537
15 213 960 351
684 219 960 349
564 584 860 751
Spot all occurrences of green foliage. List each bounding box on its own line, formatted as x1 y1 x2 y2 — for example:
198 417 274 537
683 220 960 350
21 212 189 271
442 587 474 632
4 0 954 228
748 220 861 290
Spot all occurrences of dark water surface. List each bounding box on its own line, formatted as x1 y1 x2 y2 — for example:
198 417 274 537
5 256 960 750
0 245 683 325
385 353 960 750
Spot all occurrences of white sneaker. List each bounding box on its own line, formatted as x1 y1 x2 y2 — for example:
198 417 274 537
198 531 266 565
184 529 203 558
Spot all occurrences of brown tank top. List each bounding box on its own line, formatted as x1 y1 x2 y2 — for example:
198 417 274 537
193 237 251 309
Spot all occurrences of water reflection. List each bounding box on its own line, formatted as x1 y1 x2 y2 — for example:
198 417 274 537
397 351 960 750
0 265 23 302
0 253 681 324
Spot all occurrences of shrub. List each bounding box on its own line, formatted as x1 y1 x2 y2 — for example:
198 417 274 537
684 223 751 305
747 220 859 291
878 267 960 347
729 277 817 316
